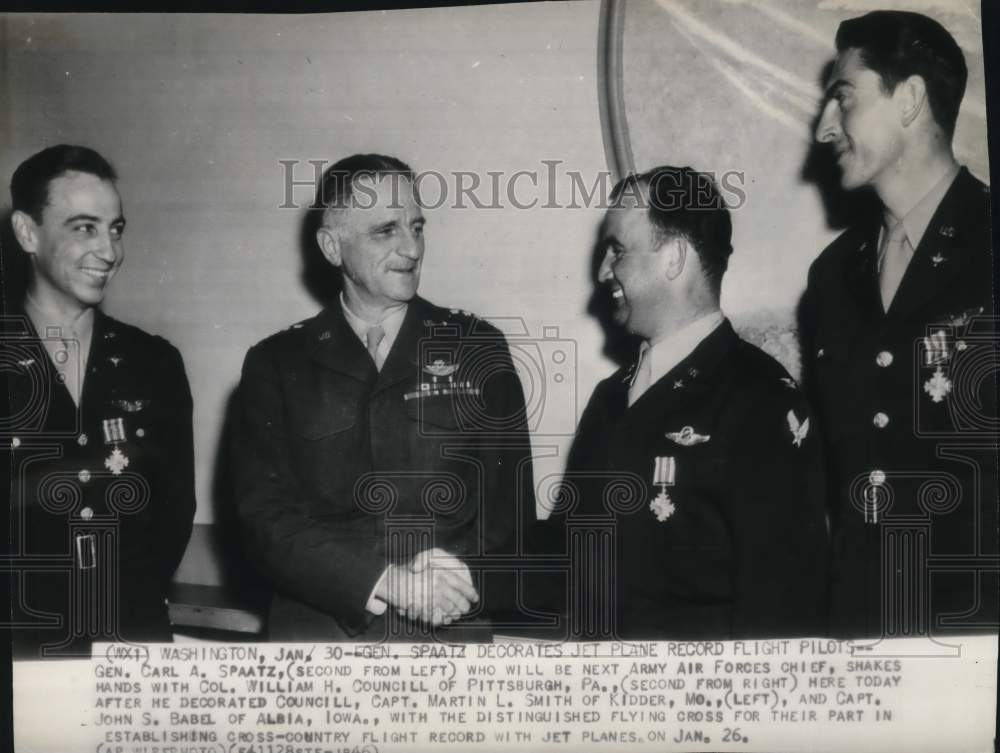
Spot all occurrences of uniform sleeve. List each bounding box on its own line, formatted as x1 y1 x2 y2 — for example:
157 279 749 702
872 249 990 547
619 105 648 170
475 335 534 555
727 387 829 637
154 343 196 583
229 342 385 635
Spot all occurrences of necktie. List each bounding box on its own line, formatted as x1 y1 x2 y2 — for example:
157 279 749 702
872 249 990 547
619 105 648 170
366 324 386 371
628 341 651 406
878 219 912 311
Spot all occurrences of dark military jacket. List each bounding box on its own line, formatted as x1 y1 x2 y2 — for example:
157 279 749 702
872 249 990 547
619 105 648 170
230 296 533 640
5 309 196 658
552 320 828 640
800 167 998 638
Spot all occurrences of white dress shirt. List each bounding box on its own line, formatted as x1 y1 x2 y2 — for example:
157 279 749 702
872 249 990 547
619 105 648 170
629 310 726 406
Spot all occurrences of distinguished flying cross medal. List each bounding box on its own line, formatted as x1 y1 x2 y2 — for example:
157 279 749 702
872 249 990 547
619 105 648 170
649 456 677 522
924 367 952 403
102 417 129 475
922 329 953 403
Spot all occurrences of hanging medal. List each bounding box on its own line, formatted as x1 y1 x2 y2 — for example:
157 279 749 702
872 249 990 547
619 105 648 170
102 417 130 475
649 456 677 522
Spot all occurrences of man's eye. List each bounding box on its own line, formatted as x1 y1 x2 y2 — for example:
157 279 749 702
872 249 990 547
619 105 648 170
376 226 396 237
110 226 124 240
413 224 424 237
75 224 96 235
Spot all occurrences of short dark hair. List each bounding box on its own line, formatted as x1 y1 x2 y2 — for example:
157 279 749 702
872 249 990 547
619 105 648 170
10 144 118 222
611 166 733 292
314 153 415 212
836 11 967 138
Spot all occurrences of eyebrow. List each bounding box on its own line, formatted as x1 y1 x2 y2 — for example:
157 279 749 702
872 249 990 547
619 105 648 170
63 213 126 226
823 79 852 99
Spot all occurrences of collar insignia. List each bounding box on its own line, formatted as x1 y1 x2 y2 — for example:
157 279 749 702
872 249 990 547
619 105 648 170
17 358 35 368
930 253 946 267
938 226 955 238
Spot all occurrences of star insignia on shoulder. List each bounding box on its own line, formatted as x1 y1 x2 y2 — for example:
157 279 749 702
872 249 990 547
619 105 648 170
924 366 952 403
104 447 130 476
787 409 809 447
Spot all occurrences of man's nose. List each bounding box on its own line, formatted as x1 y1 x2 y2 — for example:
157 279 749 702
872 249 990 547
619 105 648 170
815 100 840 143
397 228 423 259
92 231 119 263
597 248 614 283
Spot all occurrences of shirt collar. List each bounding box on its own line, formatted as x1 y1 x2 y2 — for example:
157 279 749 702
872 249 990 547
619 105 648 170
23 293 96 343
339 292 408 348
642 310 725 389
885 162 960 249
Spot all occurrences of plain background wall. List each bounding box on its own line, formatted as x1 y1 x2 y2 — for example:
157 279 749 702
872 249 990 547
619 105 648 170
1 2 989 581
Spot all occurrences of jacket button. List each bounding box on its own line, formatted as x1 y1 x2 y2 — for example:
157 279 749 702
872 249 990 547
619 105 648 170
869 470 886 486
11 437 21 449
77 433 89 446
136 428 145 438
78 469 91 483
876 351 894 367
80 507 94 520
873 412 890 429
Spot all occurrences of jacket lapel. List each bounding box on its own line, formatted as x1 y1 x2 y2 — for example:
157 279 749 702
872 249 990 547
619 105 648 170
374 299 423 393
885 168 974 323
627 319 738 417
307 305 377 383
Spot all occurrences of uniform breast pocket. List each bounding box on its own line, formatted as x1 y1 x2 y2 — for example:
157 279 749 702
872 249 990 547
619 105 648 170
404 394 461 434
290 406 360 503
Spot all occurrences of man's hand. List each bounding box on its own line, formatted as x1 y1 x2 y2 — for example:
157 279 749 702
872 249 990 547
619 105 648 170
376 548 479 625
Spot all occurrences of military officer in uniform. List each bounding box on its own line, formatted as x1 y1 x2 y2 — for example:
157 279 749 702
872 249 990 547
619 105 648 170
5 145 196 658
549 166 828 640
230 154 532 641
803 11 997 638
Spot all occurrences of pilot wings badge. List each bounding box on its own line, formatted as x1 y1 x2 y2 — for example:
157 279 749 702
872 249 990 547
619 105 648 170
787 410 809 448
665 426 710 446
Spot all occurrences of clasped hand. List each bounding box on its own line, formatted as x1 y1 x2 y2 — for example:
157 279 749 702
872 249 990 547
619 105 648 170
381 548 478 626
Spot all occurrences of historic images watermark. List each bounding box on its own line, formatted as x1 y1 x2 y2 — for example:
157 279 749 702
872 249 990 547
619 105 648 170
278 159 749 212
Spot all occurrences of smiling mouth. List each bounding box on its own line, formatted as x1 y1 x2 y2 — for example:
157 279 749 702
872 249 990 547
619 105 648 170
81 267 112 282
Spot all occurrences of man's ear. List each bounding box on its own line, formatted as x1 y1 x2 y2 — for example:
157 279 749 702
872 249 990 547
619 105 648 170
11 210 39 255
896 74 927 128
316 224 342 268
662 236 687 281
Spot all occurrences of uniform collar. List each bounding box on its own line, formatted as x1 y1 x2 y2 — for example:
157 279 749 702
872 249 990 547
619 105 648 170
882 162 959 251
339 293 408 354
626 317 738 413
640 310 725 393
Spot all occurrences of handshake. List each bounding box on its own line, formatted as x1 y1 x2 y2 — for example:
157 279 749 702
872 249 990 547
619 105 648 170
375 548 479 626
